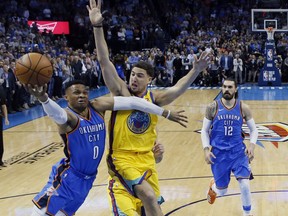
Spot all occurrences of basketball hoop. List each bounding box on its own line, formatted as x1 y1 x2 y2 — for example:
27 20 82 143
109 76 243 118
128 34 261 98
266 27 275 40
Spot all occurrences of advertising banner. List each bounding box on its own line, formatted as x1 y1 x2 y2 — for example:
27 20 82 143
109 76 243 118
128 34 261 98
28 21 70 34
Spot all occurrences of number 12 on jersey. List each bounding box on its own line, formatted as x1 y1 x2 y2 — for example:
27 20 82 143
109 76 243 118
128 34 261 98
224 126 233 136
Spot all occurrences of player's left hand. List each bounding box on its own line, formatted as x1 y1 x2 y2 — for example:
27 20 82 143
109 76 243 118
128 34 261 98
168 110 188 128
87 0 104 26
245 143 255 162
24 84 47 98
193 51 212 73
153 142 164 163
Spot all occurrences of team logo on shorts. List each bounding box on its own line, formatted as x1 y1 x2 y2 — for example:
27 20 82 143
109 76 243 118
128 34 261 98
127 111 151 134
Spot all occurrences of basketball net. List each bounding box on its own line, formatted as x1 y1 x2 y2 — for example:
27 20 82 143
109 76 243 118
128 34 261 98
266 27 275 40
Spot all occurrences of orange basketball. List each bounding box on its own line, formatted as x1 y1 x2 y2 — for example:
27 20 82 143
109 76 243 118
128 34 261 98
15 52 53 86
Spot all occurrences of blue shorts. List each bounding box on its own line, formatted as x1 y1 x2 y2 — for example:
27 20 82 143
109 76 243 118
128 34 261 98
211 144 251 189
33 158 96 216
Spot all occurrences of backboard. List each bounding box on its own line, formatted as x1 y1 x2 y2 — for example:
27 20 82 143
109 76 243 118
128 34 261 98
251 9 288 32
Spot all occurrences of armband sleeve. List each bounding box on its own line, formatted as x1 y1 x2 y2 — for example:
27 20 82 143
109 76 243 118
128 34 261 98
246 118 258 144
40 98 68 125
201 117 212 149
113 96 164 116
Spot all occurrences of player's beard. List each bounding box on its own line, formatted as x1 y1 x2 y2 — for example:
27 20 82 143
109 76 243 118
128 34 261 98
222 91 234 100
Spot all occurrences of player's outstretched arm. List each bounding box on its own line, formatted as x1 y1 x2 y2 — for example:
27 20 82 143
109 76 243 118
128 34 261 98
155 51 212 106
201 102 216 164
24 84 76 131
92 96 188 127
242 102 258 162
87 0 128 96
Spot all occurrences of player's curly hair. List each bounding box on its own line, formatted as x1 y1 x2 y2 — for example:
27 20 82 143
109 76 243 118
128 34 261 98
132 61 154 77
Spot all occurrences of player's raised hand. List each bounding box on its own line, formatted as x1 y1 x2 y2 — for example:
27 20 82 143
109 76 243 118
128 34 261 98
193 51 212 73
167 110 188 128
87 0 104 26
24 84 48 101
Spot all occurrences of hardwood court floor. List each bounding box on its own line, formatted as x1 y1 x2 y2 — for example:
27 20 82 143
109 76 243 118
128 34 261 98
1 88 288 216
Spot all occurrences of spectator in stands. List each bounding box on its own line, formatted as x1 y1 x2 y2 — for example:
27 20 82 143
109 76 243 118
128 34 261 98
173 53 182 85
247 54 258 82
208 56 220 86
114 54 126 82
233 54 243 84
182 52 192 76
219 50 234 79
1 63 16 113
155 68 171 87
52 57 64 99
165 54 175 85
0 84 9 167
71 55 83 80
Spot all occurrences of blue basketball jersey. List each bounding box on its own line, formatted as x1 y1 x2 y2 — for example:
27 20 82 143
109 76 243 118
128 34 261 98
210 99 244 150
61 104 106 176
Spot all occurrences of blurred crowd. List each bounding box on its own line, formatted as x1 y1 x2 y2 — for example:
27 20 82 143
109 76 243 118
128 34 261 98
0 0 288 114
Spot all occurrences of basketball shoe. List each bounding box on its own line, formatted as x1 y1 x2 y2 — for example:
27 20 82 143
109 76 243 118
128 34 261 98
207 178 217 204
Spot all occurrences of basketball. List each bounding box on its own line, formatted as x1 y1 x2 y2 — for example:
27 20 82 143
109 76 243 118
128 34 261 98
15 52 53 86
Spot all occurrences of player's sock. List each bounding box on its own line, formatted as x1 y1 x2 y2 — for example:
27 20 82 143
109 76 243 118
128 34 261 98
238 179 252 215
212 184 227 196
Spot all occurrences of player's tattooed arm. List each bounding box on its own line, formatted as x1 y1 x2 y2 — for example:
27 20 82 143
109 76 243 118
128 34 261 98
205 101 217 120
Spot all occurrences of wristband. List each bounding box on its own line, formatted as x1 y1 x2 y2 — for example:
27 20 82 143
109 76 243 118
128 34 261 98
165 110 171 119
93 25 103 28
40 98 49 104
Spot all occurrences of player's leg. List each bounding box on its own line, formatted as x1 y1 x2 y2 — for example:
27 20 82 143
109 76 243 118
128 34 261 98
134 154 164 216
32 159 72 215
31 206 66 216
31 206 47 216
134 180 163 216
107 152 163 215
207 148 231 204
62 176 95 216
136 168 164 215
238 178 252 216
107 177 137 216
233 149 253 216
32 160 63 215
